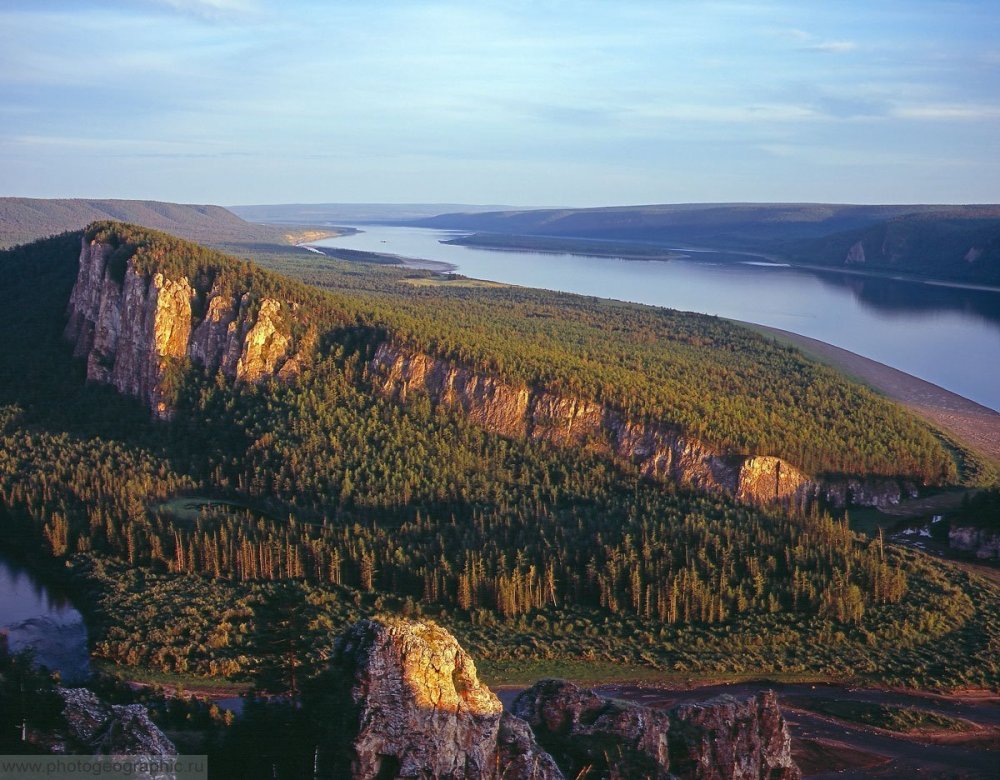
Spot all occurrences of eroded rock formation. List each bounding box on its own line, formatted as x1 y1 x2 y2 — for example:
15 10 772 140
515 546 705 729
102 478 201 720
949 525 1000 560
369 342 914 508
513 680 800 780
322 617 562 779
325 619 802 779
511 679 672 779
58 687 176 756
65 236 309 417
668 691 800 780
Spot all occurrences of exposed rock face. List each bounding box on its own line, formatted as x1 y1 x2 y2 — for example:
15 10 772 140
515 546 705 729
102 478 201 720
58 687 176 756
325 617 561 779
65 236 308 417
324 619 802 779
949 525 1000 559
668 691 800 780
821 477 918 508
845 240 866 264
514 680 800 780
370 343 913 509
512 679 671 779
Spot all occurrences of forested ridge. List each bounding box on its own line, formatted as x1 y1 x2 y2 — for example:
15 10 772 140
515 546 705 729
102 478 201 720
0 197 323 252
0 225 997 693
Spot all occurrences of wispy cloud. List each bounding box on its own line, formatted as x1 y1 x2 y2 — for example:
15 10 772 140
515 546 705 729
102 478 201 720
802 40 857 54
631 103 821 125
893 104 1000 120
145 0 259 21
767 28 857 53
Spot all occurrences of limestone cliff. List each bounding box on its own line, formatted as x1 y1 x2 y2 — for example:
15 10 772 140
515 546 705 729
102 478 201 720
58 687 176 757
65 235 310 417
369 343 915 508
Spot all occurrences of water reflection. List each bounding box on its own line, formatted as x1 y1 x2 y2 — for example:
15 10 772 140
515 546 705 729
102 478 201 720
809 270 1000 328
312 226 1000 410
0 552 90 683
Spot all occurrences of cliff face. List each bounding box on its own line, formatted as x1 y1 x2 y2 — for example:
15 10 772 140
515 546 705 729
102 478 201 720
58 687 176 757
511 679 672 779
369 343 914 508
65 236 308 417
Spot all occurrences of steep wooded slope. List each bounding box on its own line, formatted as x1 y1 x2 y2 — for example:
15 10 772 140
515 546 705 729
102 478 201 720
60 223 957 499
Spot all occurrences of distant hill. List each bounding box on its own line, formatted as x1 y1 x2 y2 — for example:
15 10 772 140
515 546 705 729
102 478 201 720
783 208 1000 285
0 197 327 250
411 203 948 245
230 202 518 224
413 203 1000 285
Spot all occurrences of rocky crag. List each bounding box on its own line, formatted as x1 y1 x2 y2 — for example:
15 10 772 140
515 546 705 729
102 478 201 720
325 617 801 779
320 617 561 779
369 343 916 509
58 687 176 756
949 525 1000 560
65 233 310 418
514 679 800 780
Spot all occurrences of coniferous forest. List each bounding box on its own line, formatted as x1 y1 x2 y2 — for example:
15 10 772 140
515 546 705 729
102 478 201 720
0 225 998 705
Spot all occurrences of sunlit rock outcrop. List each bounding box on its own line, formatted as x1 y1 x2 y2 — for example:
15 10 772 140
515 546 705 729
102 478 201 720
325 618 802 779
370 342 914 508
322 617 561 779
65 235 308 417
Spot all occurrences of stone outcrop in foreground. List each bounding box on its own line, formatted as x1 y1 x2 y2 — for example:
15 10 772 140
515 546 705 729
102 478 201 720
58 687 176 756
370 342 917 509
324 617 561 779
513 679 800 780
65 235 309 418
327 618 801 779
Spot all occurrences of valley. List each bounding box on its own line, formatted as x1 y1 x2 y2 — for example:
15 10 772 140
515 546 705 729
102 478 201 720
6 2 999 775
308 224 1000 413
0 208 997 778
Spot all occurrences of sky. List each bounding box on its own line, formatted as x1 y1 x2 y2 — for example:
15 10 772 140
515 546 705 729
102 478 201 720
1 0 998 207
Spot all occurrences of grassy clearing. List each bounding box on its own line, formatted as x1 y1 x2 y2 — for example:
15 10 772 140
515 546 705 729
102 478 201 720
93 660 251 693
154 495 253 525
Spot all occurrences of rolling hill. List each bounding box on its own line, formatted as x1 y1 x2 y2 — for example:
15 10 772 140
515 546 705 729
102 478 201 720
0 197 331 251
410 202 1000 285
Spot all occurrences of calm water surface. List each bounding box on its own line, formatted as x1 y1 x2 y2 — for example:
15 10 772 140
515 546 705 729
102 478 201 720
315 226 1000 411
0 553 90 683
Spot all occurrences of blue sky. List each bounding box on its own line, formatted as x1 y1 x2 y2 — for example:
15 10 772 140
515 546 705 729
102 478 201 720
1 0 998 206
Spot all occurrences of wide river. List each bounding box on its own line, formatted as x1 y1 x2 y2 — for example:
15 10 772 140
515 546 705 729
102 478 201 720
314 226 1000 412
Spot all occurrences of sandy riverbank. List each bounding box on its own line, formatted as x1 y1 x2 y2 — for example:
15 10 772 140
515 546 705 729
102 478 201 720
747 323 1000 465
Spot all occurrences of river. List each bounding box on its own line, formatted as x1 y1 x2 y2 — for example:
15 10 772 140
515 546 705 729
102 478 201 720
313 226 1000 412
0 553 90 683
